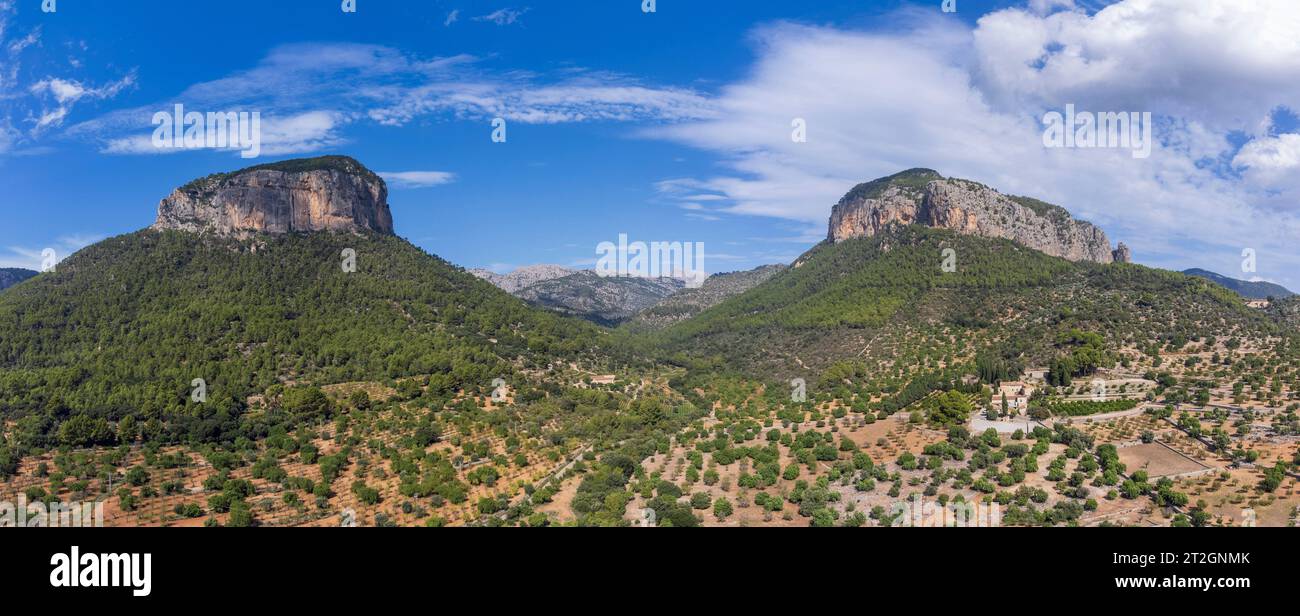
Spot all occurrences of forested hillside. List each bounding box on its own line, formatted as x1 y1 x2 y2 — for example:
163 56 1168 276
642 226 1265 376
0 230 601 447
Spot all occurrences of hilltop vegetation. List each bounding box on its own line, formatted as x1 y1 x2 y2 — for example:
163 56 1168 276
179 155 384 196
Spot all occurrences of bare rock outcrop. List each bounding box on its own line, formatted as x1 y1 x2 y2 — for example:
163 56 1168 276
828 169 1124 264
152 156 394 237
1112 242 1132 264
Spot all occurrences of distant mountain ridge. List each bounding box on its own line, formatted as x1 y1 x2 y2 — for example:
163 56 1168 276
828 169 1129 264
1182 268 1294 299
470 265 576 293
516 271 684 326
0 268 37 291
473 265 684 326
629 264 787 331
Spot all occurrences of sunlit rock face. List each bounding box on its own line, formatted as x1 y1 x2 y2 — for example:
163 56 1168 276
154 156 394 237
828 169 1120 264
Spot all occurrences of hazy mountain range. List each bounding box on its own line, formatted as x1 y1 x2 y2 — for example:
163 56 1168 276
1181 268 1295 300
0 268 37 292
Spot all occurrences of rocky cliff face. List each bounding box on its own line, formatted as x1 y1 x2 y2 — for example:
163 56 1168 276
152 156 394 237
828 169 1125 264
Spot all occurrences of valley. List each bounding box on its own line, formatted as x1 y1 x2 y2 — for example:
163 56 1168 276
1 158 1297 528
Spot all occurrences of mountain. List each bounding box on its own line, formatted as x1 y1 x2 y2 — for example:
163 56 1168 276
1182 268 1294 300
828 169 1129 264
515 270 684 327
644 172 1261 376
474 264 685 326
152 155 394 237
628 264 787 331
0 157 598 446
470 264 575 293
649 226 1260 376
0 268 37 292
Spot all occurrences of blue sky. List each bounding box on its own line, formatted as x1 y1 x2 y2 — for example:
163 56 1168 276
3 0 1300 289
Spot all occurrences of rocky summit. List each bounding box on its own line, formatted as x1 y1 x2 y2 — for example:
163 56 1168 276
827 169 1128 264
152 156 394 237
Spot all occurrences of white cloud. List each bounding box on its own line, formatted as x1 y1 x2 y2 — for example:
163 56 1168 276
7 25 37 54
257 110 346 155
971 0 1300 132
27 73 135 130
474 8 528 26
378 170 457 189
445 10 459 26
1027 0 1076 15
1234 132 1300 186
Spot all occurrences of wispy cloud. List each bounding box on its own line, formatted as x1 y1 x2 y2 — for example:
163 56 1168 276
29 73 137 131
0 1 134 153
379 170 457 189
67 42 715 158
444 9 460 27
474 8 528 26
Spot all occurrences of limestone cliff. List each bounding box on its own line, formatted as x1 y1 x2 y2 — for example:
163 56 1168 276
152 156 394 236
827 169 1125 264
